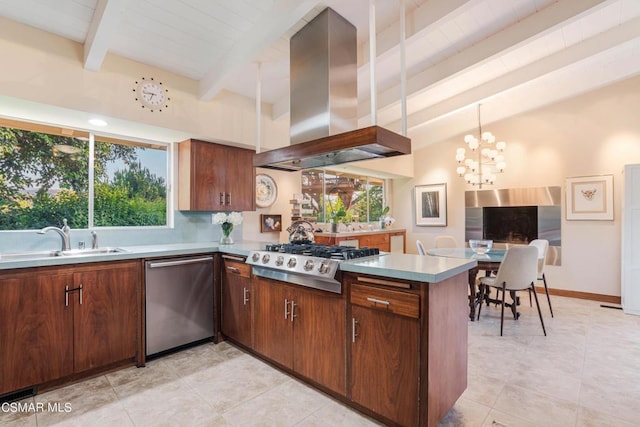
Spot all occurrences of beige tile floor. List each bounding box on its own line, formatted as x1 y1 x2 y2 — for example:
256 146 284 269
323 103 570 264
2 295 640 426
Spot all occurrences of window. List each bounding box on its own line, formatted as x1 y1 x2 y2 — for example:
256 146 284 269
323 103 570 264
301 169 385 223
0 122 169 230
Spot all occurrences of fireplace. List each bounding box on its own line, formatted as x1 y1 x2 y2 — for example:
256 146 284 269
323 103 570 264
483 206 537 244
465 186 561 265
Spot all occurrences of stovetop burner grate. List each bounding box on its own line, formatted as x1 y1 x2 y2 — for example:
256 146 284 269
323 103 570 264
264 243 379 260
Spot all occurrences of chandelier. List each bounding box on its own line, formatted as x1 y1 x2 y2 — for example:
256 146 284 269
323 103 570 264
455 104 506 188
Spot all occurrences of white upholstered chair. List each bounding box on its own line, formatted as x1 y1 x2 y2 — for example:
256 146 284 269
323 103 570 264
529 239 553 317
435 235 458 248
416 239 426 255
476 246 546 336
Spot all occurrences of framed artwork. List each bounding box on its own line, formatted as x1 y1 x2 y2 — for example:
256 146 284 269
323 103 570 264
415 183 447 226
566 175 613 220
256 174 277 208
260 214 282 232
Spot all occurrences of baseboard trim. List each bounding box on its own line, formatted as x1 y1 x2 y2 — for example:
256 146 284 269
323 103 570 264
535 286 621 304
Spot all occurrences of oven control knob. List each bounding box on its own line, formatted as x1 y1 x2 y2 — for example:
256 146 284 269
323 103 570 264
261 254 270 264
318 261 330 274
275 255 284 266
287 257 297 268
304 259 314 271
252 253 260 262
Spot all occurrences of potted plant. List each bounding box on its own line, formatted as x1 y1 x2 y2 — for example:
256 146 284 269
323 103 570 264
330 206 347 232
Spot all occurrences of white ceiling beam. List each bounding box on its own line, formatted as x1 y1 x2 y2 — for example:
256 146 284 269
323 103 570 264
199 0 320 101
385 16 640 133
83 0 128 71
358 0 613 121
357 0 474 66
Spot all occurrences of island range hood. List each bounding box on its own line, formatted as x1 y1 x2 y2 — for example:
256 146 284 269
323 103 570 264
254 8 411 171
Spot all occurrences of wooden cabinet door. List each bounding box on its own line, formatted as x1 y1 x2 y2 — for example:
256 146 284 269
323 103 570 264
179 139 256 211
192 140 228 210
221 259 253 348
360 233 390 252
224 146 255 211
73 263 138 372
0 271 73 394
293 287 346 395
253 277 293 368
351 305 420 427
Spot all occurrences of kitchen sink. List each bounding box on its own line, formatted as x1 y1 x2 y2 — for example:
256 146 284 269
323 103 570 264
0 250 60 261
0 247 128 261
57 247 128 256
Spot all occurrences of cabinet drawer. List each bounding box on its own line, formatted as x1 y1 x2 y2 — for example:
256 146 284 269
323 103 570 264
351 284 419 319
360 233 389 247
223 259 251 278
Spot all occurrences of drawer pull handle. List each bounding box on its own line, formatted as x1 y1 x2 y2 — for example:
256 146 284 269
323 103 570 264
366 297 390 306
284 298 290 319
243 287 249 305
227 266 240 274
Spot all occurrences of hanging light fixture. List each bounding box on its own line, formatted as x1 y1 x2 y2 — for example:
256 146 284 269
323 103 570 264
455 104 506 188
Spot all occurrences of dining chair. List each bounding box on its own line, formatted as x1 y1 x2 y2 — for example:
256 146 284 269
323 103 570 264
476 245 546 336
529 239 553 317
435 235 458 248
416 239 426 255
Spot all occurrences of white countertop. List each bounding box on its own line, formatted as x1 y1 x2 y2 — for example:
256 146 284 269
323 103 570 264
340 253 476 283
0 241 475 284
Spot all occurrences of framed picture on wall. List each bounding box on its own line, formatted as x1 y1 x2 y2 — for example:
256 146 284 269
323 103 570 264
566 174 613 220
260 214 282 232
414 183 447 226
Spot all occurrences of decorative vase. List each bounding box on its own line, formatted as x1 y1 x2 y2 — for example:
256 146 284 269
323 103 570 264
379 220 386 230
220 222 234 244
330 222 338 233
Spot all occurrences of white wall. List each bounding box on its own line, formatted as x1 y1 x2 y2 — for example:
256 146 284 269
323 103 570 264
0 17 289 149
396 75 640 297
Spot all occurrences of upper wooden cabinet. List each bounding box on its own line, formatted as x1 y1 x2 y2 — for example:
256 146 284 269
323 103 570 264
178 139 256 211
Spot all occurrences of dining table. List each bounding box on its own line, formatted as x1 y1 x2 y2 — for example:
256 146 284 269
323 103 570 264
426 248 509 321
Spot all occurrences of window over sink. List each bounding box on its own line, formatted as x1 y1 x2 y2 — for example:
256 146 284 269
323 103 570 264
0 119 170 230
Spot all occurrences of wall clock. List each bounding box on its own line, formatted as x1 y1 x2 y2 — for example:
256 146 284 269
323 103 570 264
256 174 277 208
133 77 170 112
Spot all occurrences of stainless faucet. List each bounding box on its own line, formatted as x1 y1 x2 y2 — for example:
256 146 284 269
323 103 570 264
38 219 71 251
91 231 98 249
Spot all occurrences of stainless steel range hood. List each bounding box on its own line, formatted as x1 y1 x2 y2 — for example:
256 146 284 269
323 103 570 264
254 8 411 171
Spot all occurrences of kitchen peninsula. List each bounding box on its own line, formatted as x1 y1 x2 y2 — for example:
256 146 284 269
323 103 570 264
1 242 474 427
314 228 406 253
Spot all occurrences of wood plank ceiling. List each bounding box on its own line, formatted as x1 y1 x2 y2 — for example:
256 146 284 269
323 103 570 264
1 0 639 149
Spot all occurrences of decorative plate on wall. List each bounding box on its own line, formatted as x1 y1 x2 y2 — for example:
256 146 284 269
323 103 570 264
256 174 277 208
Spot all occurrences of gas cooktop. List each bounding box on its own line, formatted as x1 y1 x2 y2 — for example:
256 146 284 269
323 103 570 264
246 243 382 294
264 243 380 260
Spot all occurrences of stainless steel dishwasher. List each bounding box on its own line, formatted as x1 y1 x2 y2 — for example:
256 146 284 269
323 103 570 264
145 255 214 356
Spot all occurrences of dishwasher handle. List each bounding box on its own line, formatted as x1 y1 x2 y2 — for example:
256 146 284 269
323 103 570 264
147 256 213 268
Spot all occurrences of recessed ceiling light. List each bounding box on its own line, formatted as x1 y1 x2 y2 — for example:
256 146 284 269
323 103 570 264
88 118 107 126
